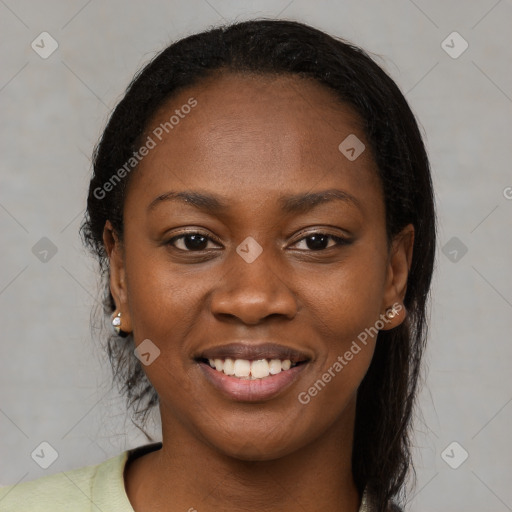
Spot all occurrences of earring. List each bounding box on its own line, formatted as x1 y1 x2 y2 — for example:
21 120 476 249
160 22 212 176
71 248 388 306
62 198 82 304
111 311 129 337
385 306 399 319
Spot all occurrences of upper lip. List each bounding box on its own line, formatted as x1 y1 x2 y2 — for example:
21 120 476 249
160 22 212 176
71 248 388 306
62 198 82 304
195 342 311 364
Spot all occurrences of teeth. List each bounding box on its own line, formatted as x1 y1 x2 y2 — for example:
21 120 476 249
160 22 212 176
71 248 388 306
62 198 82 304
233 359 251 377
205 358 297 379
269 359 282 375
223 358 235 375
250 359 270 379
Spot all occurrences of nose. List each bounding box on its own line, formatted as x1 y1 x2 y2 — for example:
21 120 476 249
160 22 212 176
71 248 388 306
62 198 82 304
210 245 298 325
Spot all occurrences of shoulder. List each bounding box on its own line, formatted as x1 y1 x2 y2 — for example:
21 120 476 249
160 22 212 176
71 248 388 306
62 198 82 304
0 451 129 511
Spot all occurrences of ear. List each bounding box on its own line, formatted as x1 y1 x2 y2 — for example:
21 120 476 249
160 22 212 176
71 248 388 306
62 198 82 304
103 220 132 334
380 223 414 330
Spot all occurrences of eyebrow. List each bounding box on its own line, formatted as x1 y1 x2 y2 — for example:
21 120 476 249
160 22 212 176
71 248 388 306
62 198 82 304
147 188 362 214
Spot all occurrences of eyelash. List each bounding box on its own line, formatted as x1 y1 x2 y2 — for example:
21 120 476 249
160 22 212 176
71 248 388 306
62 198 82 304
166 230 350 252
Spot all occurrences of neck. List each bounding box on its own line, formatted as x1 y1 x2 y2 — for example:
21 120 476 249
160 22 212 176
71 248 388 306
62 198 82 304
125 399 361 512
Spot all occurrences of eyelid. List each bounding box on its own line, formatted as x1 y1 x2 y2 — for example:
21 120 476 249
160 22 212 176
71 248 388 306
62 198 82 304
166 228 351 252
166 229 223 251
289 232 351 251
287 226 352 243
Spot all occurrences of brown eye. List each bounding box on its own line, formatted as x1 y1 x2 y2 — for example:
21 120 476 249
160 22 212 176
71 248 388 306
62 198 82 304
168 233 219 251
293 233 350 251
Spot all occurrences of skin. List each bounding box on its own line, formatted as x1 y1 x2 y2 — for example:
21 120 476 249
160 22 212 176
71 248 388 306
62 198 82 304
103 72 414 512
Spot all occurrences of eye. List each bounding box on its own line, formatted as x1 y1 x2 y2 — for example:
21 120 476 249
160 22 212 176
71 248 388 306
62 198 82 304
292 232 350 251
166 230 350 253
167 232 221 252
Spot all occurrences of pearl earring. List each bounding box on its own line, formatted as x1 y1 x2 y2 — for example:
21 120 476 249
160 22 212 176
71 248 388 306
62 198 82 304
111 311 129 337
386 307 399 319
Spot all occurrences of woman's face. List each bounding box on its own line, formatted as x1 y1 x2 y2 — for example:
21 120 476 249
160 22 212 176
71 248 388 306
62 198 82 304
105 73 412 461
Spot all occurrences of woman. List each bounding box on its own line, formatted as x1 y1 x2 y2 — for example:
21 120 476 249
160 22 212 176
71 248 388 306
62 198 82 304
0 18 436 512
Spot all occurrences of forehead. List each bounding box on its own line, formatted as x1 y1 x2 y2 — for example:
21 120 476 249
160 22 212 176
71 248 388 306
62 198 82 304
126 72 382 216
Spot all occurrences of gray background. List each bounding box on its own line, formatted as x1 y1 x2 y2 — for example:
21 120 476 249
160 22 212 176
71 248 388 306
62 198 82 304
1 1 511 510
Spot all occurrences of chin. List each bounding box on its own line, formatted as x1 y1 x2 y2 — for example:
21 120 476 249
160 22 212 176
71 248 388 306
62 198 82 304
207 428 304 462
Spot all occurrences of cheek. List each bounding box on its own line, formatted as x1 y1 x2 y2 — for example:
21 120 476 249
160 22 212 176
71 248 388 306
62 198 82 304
123 246 205 349
302 246 388 345
294 273 380 433
122 251 208 410
294 245 387 405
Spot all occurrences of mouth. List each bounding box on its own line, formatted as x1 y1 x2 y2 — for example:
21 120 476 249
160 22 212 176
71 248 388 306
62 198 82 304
193 342 312 401
196 356 307 379
194 342 311 379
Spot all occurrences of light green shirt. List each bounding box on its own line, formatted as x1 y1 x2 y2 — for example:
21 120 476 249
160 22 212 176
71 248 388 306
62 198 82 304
0 443 162 511
0 442 379 511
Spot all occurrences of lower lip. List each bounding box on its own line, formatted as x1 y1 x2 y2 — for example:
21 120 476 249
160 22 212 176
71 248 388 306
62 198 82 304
197 361 308 402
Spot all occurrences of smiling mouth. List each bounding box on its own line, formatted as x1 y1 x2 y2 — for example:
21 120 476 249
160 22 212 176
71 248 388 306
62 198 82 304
196 357 308 380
